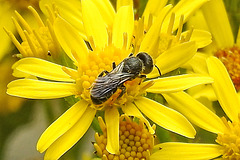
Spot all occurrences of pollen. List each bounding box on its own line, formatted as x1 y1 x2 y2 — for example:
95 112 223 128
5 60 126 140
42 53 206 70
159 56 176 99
215 45 240 91
4 6 61 60
94 115 154 160
216 114 240 160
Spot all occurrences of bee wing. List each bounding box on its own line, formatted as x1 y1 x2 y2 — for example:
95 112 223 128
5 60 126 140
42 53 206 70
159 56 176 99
111 61 124 74
91 73 134 98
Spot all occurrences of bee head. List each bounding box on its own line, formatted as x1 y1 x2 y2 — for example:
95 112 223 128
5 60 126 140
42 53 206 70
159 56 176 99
136 52 153 74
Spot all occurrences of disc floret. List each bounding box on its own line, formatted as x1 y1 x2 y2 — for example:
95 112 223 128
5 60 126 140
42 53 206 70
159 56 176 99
94 115 155 160
216 114 240 159
215 46 240 91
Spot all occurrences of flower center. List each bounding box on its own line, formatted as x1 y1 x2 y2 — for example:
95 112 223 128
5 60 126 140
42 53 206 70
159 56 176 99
94 115 154 160
77 45 127 102
21 26 57 59
77 45 153 110
216 114 240 160
215 46 240 91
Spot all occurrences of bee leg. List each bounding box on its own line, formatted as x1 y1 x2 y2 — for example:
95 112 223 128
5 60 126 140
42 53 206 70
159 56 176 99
118 85 126 98
109 88 124 105
139 75 146 78
112 62 116 69
98 70 109 77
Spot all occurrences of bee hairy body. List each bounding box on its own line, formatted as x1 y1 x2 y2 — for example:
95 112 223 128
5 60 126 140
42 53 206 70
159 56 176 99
90 52 154 105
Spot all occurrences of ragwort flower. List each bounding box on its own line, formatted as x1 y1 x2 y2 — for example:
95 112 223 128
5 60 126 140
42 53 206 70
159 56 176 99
125 0 211 77
94 115 155 160
0 0 39 60
94 114 221 160
163 56 240 159
4 5 61 60
39 0 86 39
187 0 240 92
0 0 40 114
7 0 213 159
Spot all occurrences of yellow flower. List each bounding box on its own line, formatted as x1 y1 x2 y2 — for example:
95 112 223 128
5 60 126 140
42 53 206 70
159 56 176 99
4 0 86 61
187 0 240 92
0 0 39 60
4 6 61 60
94 115 155 160
94 114 222 160
7 0 213 159
0 0 39 113
163 56 240 159
132 0 212 78
39 0 86 39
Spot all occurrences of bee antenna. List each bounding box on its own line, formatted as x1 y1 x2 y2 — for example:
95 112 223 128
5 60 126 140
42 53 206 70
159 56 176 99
112 62 116 69
154 64 161 76
128 53 133 57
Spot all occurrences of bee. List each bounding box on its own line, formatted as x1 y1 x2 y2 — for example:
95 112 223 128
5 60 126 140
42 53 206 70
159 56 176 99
90 52 160 105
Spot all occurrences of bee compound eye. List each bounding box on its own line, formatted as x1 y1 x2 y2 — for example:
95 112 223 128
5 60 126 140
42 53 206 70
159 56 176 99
136 52 153 74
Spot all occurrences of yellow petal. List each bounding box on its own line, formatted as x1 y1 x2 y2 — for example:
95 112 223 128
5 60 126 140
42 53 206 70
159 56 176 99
202 0 234 48
7 79 76 99
151 142 222 160
142 0 168 25
44 107 96 160
91 0 115 27
163 91 226 134
54 15 89 65
117 0 133 10
37 100 88 153
12 57 75 82
82 0 108 49
122 103 155 134
40 0 86 39
140 4 173 58
187 10 210 31
187 84 217 101
162 0 208 32
182 29 212 48
207 56 240 121
112 5 134 49
135 97 196 138
11 68 34 79
149 41 197 77
186 52 209 74
105 107 119 154
147 74 213 93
